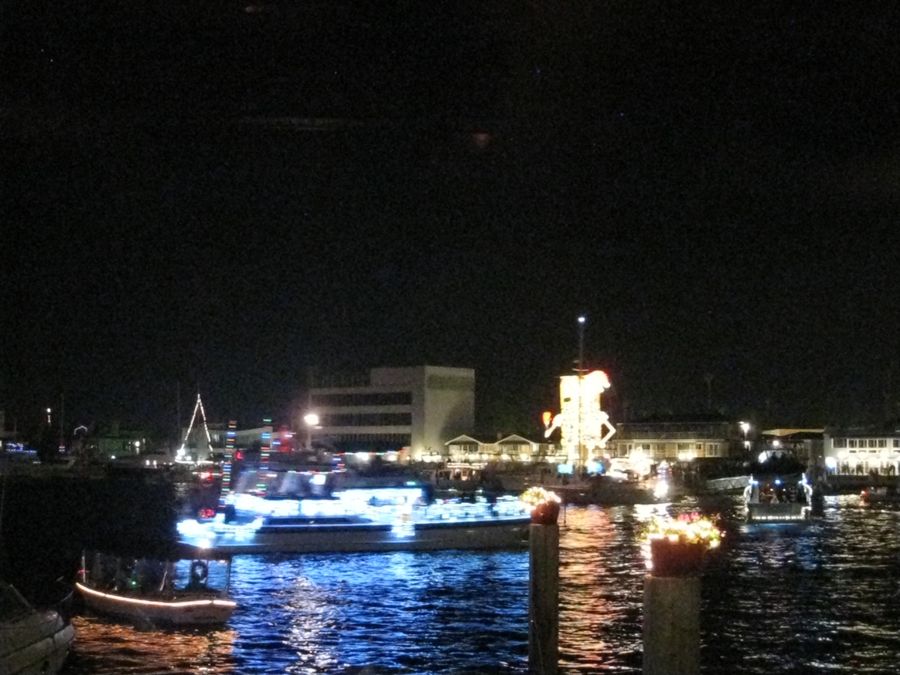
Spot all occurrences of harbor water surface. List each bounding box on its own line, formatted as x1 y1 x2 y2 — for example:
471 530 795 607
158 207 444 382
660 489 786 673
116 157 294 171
61 495 900 674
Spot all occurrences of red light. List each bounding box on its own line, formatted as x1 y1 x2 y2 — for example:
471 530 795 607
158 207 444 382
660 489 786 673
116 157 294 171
235 450 244 461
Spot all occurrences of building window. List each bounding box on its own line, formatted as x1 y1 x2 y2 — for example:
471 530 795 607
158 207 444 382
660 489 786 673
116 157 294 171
878 439 887 448
849 440 857 448
833 438 846 448
321 413 412 426
311 392 413 407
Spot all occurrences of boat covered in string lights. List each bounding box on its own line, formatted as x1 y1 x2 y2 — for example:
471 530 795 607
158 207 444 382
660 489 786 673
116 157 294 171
75 551 236 626
177 468 532 556
743 474 814 523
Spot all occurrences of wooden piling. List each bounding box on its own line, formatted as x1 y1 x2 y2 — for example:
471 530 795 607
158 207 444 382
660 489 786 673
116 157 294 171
528 522 559 675
642 574 700 675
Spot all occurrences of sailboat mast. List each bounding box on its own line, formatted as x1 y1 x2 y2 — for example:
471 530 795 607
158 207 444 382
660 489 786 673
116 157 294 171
176 382 182 448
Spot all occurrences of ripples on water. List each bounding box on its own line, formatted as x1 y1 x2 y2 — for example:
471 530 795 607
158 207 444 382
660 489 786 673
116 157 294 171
62 496 900 674
703 496 900 675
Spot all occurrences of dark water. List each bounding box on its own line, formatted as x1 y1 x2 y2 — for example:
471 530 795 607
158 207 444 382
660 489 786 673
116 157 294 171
61 495 900 674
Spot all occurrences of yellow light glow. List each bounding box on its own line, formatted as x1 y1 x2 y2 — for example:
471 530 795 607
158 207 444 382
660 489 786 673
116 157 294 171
519 486 562 507
75 582 236 609
643 513 723 549
544 370 616 466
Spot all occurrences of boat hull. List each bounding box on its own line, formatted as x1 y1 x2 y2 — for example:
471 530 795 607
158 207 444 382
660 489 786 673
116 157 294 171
746 502 811 523
179 516 531 556
75 582 235 626
0 609 73 675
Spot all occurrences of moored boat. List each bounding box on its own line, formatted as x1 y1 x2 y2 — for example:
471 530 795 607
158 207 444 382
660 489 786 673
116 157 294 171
0 581 74 675
75 551 236 626
177 468 531 556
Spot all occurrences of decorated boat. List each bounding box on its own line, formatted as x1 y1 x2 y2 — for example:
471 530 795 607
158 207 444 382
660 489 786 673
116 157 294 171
75 551 236 626
0 581 74 675
743 474 813 523
177 468 532 556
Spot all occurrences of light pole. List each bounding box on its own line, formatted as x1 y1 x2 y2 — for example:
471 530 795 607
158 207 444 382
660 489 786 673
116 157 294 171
577 315 586 469
740 421 751 450
303 412 320 450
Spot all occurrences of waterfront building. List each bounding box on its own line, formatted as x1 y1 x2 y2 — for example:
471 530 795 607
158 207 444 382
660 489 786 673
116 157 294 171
759 428 824 467
304 366 475 462
607 414 745 467
93 421 149 461
823 426 900 475
444 434 489 465
447 415 750 477
443 434 561 465
497 434 545 463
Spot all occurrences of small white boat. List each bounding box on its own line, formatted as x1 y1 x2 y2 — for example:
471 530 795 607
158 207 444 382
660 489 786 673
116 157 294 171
743 474 813 523
177 469 532 556
75 552 236 626
0 581 74 675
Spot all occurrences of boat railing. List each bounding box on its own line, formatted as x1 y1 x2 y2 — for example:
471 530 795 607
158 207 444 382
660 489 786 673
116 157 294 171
413 496 529 523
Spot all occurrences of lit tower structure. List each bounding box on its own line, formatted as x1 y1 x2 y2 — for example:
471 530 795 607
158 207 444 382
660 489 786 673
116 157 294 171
544 371 616 469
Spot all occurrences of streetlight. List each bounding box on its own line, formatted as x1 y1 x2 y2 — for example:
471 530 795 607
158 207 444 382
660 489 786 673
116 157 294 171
577 315 586 371
303 412 320 450
740 421 751 450
577 315 586 468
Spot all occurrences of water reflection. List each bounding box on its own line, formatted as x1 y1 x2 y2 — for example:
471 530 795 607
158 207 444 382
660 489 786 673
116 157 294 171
65 615 236 674
226 552 529 674
703 497 900 675
63 496 900 674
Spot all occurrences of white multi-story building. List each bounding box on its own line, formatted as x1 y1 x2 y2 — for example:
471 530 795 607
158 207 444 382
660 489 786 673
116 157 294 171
824 427 900 475
305 366 475 461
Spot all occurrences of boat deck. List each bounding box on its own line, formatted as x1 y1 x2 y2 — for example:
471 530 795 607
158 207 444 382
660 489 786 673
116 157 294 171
178 513 531 556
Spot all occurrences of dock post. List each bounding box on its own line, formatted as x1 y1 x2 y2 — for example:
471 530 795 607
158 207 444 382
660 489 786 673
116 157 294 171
528 516 559 674
642 573 700 675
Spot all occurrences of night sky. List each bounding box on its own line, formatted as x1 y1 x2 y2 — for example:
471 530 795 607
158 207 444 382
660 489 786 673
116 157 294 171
3 2 900 440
